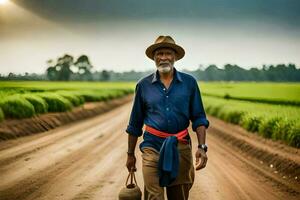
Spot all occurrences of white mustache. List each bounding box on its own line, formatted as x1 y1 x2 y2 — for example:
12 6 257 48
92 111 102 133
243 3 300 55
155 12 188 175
159 62 171 66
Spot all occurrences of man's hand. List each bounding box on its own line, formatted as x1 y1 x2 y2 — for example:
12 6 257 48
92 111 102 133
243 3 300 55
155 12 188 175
126 154 137 172
126 134 138 172
195 148 208 170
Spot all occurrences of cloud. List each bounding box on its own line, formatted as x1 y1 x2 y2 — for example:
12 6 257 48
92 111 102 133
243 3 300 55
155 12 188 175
0 1 299 74
12 0 300 26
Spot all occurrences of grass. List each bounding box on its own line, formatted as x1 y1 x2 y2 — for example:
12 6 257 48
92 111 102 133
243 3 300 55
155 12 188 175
203 96 300 147
0 81 134 119
0 95 35 118
0 81 298 148
199 82 300 106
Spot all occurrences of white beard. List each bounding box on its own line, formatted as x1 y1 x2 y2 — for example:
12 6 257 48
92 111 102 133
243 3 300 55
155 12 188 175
157 65 172 73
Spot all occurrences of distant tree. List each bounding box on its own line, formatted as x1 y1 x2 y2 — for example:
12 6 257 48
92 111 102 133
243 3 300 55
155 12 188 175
248 67 265 81
46 59 54 67
204 64 226 81
7 72 16 80
46 59 57 80
41 54 300 82
101 70 110 81
74 55 93 81
57 54 73 81
46 66 58 80
224 64 247 81
46 54 73 81
286 63 300 81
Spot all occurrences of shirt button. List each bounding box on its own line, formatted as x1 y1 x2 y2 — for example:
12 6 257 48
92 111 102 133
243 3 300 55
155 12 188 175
166 95 169 98
163 88 166 91
166 107 169 111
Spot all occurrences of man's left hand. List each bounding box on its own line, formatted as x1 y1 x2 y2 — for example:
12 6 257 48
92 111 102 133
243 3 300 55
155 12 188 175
195 148 208 170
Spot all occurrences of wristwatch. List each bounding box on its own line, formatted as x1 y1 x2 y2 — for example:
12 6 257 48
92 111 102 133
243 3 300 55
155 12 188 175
198 144 208 153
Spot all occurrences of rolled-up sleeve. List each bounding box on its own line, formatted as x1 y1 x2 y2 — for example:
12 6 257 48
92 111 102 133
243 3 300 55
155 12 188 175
126 83 145 137
190 80 210 131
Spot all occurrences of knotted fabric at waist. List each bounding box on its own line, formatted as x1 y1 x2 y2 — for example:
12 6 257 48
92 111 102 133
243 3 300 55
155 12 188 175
145 125 189 144
144 125 190 186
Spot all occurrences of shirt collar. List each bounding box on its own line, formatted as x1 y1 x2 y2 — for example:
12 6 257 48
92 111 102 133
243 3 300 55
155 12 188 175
151 67 183 84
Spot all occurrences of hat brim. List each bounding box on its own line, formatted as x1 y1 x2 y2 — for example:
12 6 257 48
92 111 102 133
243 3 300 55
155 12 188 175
145 43 185 61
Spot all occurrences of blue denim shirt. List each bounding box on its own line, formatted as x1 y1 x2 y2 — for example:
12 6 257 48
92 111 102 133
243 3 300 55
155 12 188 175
126 67 209 152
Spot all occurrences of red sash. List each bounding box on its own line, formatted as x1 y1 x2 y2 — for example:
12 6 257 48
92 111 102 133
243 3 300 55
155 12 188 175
145 125 189 144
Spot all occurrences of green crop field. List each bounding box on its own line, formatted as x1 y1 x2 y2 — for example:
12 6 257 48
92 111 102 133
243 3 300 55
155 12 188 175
0 81 135 121
0 81 299 148
199 82 300 106
0 81 136 92
199 82 300 147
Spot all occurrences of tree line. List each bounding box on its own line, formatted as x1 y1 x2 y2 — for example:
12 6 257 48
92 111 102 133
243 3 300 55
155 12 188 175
186 63 300 82
1 54 300 82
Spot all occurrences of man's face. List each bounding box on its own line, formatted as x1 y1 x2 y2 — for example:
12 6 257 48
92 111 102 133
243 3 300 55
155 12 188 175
154 48 176 73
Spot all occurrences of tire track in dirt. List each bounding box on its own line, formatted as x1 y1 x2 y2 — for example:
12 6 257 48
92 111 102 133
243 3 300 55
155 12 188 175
77 146 144 200
0 101 131 165
24 132 126 200
188 132 294 200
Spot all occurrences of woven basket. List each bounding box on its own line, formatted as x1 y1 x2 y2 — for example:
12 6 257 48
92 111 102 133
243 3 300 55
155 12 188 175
119 171 142 200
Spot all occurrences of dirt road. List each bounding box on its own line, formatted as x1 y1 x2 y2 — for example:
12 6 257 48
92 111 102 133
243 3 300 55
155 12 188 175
0 102 299 200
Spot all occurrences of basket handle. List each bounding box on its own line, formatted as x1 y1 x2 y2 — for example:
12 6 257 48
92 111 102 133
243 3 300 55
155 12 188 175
125 169 138 187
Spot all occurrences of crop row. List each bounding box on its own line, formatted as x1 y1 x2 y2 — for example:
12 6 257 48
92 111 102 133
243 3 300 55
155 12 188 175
203 96 300 148
0 89 133 121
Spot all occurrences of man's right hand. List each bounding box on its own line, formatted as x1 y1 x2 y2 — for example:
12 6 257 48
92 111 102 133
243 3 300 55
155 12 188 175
126 154 137 172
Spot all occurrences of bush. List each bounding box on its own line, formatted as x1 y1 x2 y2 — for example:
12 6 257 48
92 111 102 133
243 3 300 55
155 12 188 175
56 92 85 106
287 123 300 148
38 93 72 112
202 96 300 148
112 90 126 98
97 91 111 101
224 93 231 99
22 94 48 114
271 118 293 141
97 90 123 101
78 92 105 102
0 107 4 122
215 108 227 121
208 105 224 117
240 115 262 132
225 110 245 124
123 88 134 95
258 117 282 139
205 105 213 114
73 89 130 103
0 96 35 118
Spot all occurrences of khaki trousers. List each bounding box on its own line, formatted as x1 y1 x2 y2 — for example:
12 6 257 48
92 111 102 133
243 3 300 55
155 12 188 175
142 143 195 200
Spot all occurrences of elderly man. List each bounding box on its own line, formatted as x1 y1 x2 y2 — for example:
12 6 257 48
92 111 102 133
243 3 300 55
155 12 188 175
126 35 209 200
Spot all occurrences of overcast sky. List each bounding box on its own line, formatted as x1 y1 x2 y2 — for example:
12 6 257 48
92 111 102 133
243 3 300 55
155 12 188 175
0 0 300 75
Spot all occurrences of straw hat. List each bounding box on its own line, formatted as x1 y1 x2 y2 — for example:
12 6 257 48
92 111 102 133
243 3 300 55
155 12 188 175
145 35 185 61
